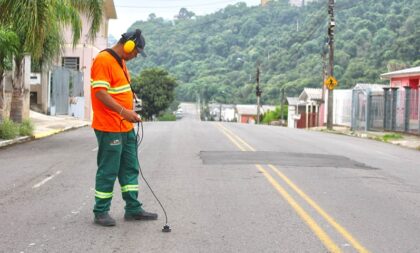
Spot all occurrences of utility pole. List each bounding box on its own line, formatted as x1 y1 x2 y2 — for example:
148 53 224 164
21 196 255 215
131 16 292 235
256 64 262 124
326 0 335 130
281 88 285 123
219 103 222 121
321 50 327 102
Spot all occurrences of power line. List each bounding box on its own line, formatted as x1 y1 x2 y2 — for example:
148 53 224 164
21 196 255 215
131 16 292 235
293 0 362 47
287 7 327 61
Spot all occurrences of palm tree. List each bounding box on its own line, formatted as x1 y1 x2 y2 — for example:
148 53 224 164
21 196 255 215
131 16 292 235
0 0 103 122
0 27 20 122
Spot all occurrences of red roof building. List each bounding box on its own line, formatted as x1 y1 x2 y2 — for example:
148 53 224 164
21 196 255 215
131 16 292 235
380 66 420 88
381 66 420 133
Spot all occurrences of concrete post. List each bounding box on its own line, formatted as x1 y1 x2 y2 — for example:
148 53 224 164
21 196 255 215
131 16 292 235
40 65 50 114
383 88 390 130
391 88 398 131
351 89 356 130
418 86 420 135
404 86 411 132
22 54 31 119
366 89 371 131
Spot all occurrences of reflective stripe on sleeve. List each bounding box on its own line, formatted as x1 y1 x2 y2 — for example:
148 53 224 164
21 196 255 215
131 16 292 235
91 80 110 89
107 84 132 94
121 185 139 192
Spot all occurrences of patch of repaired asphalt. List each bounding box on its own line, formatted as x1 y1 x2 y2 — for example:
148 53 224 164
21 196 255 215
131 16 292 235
200 151 378 170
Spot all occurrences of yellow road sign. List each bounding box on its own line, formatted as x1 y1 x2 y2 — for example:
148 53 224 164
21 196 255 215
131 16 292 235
324 76 338 90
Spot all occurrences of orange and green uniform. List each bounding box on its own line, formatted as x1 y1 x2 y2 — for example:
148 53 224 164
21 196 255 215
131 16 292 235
90 50 143 215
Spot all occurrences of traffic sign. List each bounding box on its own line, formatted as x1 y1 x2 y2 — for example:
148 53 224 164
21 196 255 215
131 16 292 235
324 76 338 90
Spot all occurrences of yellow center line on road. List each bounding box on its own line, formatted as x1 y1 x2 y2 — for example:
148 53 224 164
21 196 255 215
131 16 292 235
215 123 341 252
217 124 247 151
256 164 342 253
217 123 255 151
268 164 370 253
214 123 370 253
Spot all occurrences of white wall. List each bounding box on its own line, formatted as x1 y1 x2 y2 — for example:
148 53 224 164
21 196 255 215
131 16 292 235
333 89 352 127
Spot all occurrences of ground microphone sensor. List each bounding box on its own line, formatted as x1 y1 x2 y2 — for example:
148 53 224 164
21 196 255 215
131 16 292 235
162 224 171 232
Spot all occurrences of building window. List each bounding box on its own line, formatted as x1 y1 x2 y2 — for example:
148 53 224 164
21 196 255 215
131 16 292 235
62 57 80 70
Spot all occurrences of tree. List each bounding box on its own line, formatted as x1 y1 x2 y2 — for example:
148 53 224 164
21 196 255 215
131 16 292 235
126 0 418 104
0 27 20 121
372 28 396 50
148 13 157 21
386 60 408 72
132 68 177 120
176 8 195 20
0 0 103 122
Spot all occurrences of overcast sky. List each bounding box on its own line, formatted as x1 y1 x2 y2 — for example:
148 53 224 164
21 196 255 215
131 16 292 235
109 0 261 38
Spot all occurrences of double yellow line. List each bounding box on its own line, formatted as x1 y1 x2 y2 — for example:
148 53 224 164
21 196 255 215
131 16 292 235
215 123 370 253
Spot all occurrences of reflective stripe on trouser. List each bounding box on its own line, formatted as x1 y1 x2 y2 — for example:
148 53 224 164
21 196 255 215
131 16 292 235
93 130 142 214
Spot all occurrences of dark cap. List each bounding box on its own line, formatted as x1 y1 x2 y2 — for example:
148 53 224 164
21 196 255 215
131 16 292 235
121 29 147 57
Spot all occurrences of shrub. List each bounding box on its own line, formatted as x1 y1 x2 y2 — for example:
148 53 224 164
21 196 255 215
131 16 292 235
0 119 19 140
382 133 402 142
19 119 34 136
262 107 281 124
158 113 176 121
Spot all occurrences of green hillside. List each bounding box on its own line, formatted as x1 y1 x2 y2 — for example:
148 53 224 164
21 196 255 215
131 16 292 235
127 0 420 105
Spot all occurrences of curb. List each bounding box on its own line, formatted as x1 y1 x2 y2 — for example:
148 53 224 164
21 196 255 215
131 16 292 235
0 136 32 148
33 129 64 139
0 124 89 148
33 124 90 139
314 128 420 151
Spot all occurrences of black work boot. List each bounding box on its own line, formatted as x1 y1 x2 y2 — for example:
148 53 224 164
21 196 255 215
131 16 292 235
124 210 158 221
94 212 116 226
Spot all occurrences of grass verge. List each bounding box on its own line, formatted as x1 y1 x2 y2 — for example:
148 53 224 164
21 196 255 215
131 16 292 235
382 133 403 142
0 118 34 140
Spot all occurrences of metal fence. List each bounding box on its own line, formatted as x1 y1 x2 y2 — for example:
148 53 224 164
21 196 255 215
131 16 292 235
351 85 385 132
351 86 420 135
383 87 419 134
50 67 83 115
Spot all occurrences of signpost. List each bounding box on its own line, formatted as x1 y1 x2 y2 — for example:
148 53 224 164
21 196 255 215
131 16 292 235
325 76 338 90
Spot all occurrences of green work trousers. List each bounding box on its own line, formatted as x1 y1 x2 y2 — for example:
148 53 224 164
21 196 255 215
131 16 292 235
93 129 142 215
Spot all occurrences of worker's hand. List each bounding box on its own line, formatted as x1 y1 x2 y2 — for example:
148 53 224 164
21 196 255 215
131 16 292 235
121 109 142 123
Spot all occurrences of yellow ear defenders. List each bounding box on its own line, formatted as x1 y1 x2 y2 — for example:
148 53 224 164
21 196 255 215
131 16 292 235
123 40 136 53
123 29 142 54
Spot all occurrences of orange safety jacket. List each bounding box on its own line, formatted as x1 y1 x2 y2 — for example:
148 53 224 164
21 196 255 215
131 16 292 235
90 50 134 132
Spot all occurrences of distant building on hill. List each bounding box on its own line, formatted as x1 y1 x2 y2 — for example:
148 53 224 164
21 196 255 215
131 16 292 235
261 0 316 7
289 0 304 7
261 0 270 6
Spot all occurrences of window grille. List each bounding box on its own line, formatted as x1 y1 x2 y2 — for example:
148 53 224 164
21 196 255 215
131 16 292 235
62 57 80 70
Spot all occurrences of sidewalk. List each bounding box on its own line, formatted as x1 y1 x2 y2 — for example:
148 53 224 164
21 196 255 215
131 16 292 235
311 126 420 151
0 111 90 148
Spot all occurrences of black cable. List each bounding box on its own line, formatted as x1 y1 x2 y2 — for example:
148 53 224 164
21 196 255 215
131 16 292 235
119 118 171 232
135 121 171 232
136 120 144 146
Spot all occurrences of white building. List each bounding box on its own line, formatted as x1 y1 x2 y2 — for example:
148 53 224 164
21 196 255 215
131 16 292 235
35 0 117 120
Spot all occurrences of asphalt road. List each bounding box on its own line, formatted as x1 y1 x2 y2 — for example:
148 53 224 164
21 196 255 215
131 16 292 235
1 103 420 253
